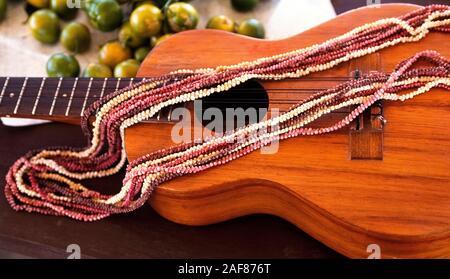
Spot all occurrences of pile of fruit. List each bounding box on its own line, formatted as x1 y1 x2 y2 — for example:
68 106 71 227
0 0 266 78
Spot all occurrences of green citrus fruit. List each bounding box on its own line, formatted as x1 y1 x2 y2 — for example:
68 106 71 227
114 59 140 78
50 0 78 20
166 2 199 32
87 0 123 32
118 21 146 48
60 22 91 53
98 40 132 68
46 53 80 77
83 63 113 77
206 15 235 32
236 18 265 39
28 9 60 44
134 46 150 63
152 33 172 47
129 4 163 38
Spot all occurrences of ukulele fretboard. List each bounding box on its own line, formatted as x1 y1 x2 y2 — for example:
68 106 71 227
0 77 148 118
0 77 186 123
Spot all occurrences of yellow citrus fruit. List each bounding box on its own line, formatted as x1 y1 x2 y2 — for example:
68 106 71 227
98 41 132 68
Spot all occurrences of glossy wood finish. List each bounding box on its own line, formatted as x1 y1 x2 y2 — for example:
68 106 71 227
0 77 145 124
125 4 450 258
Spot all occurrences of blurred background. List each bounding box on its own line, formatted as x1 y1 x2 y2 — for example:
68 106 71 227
0 0 336 77
0 0 336 126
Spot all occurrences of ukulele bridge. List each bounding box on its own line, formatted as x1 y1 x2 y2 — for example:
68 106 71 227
349 100 385 160
348 54 384 160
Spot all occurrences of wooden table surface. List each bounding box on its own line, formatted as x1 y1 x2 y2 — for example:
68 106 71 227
0 0 442 259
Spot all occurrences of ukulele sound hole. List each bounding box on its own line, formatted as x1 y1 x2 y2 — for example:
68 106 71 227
195 79 269 133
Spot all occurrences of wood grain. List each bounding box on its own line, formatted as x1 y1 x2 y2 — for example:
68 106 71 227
125 4 450 258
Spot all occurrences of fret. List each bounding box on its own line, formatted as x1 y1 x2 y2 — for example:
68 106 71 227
101 78 115 100
0 78 25 116
49 77 63 116
13 77 28 114
65 77 79 116
31 77 46 115
80 77 93 116
0 77 9 106
97 78 115 101
15 77 47 116
51 78 77 116
67 77 91 117
30 77 60 116
101 77 123 99
99 77 107 99
94 78 143 101
115 77 122 92
0 77 17 116
0 77 150 119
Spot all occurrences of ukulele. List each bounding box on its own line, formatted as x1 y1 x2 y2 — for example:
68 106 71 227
1 4 450 258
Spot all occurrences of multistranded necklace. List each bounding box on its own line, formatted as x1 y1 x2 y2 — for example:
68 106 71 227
5 5 450 221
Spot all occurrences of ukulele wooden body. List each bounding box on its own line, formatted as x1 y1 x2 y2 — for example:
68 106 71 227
122 4 450 259
0 3 448 259
0 3 439 258
17 4 420 258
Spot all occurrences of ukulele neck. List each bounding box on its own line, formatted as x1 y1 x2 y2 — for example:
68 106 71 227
0 77 174 124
